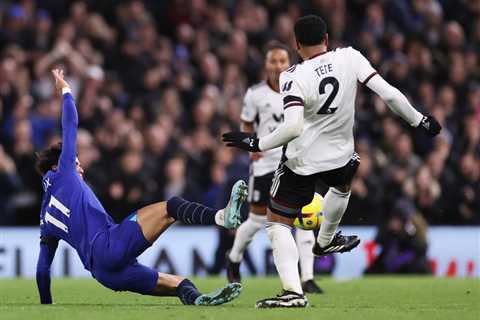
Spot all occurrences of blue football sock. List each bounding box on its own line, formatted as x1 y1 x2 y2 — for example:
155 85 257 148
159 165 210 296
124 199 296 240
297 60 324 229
176 279 201 305
166 197 217 225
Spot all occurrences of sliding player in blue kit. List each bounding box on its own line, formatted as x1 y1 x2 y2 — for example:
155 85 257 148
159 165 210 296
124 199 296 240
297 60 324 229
35 69 248 306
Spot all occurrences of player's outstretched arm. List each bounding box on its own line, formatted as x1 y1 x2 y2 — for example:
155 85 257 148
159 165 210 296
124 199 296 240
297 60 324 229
365 73 441 137
258 104 303 150
36 237 58 304
222 106 303 152
52 69 79 172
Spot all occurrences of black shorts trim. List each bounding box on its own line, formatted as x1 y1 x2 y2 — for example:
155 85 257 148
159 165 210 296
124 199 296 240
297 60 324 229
268 204 299 218
269 197 300 215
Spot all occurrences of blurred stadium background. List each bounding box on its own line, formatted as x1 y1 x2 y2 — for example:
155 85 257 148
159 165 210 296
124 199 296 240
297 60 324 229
0 0 478 284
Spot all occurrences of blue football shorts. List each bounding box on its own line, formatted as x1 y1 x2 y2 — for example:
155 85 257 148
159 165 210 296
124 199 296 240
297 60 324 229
90 211 158 294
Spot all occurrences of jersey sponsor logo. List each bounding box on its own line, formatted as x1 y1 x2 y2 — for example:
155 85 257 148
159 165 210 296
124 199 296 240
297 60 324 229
282 81 293 92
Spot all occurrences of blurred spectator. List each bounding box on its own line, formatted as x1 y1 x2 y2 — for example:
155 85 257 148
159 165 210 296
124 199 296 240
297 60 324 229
344 150 382 225
0 144 22 224
365 199 431 274
403 165 442 224
209 151 250 274
104 149 153 222
163 154 201 203
452 153 480 224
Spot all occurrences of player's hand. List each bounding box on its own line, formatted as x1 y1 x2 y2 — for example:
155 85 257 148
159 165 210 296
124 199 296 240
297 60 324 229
418 115 441 137
51 69 71 94
222 132 260 152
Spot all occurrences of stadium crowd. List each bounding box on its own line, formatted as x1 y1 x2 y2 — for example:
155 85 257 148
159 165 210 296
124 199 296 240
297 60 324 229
0 0 478 228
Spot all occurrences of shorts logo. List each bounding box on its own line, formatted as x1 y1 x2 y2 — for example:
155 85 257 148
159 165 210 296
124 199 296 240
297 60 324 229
253 190 260 202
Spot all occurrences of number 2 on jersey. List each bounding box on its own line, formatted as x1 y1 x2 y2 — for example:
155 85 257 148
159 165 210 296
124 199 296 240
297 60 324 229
317 76 339 114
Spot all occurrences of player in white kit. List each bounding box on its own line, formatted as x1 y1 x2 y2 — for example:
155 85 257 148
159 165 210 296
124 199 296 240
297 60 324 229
225 41 323 294
223 15 441 308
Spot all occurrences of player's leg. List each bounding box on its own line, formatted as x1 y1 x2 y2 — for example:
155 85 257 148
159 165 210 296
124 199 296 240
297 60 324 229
93 179 248 272
92 263 241 306
135 180 248 244
165 180 247 228
256 164 314 308
226 174 270 282
313 153 361 255
135 202 176 244
152 272 242 306
315 184 352 247
295 229 323 294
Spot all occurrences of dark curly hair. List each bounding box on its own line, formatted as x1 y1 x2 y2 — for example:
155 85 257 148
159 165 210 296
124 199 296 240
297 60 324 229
263 40 292 60
294 15 327 46
35 142 62 176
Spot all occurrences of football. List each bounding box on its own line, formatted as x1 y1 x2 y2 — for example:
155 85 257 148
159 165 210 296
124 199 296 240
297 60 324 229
294 193 324 230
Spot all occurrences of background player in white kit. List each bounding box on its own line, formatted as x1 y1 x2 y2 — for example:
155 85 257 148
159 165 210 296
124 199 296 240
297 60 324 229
225 41 323 294
223 15 441 308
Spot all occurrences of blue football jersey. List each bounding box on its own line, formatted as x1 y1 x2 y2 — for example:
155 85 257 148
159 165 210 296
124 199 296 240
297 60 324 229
39 92 114 270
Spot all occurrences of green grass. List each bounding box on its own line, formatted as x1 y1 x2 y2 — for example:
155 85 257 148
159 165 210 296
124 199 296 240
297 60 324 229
0 277 479 320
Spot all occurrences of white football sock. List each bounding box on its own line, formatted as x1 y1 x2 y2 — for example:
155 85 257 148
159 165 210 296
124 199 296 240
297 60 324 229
229 213 266 263
317 187 351 247
266 222 303 294
295 228 315 282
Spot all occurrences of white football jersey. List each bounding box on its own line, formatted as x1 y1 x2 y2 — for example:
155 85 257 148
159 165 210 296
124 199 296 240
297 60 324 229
279 47 377 175
241 81 284 176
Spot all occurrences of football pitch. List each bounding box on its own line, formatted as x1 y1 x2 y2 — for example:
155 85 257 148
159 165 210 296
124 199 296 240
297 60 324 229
1 277 478 320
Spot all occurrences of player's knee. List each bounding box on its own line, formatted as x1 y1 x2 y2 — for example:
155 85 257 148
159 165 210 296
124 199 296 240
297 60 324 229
266 222 291 240
158 273 184 287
